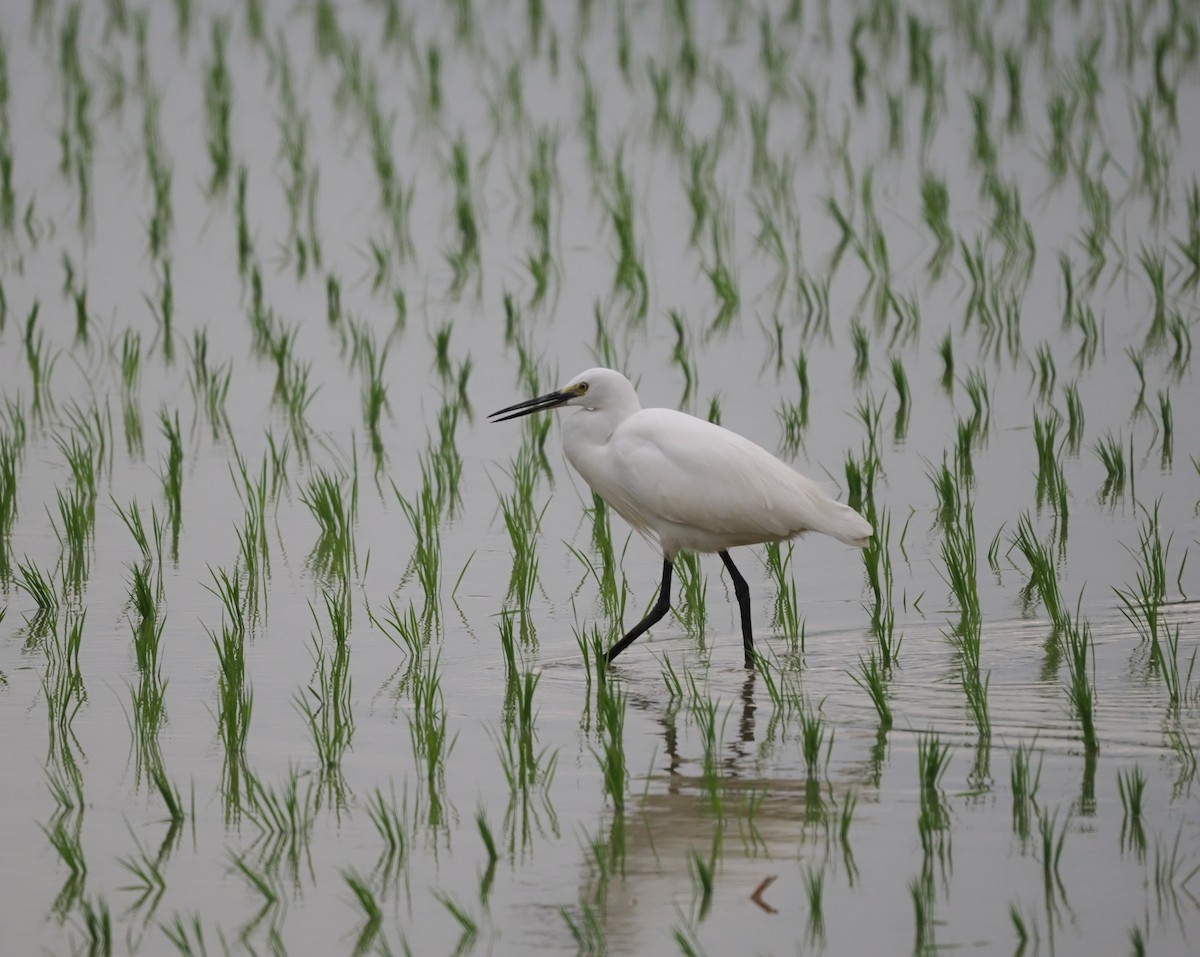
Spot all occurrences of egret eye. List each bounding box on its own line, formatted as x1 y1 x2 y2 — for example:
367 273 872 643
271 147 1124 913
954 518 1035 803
577 382 589 394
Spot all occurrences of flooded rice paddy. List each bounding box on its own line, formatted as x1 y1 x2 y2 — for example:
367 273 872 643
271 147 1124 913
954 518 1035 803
0 0 1199 954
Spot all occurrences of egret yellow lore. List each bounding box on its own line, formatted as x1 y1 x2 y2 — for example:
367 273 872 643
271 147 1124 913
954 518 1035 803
490 368 873 666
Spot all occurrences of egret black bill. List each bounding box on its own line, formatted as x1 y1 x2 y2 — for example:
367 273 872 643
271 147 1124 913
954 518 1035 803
488 389 572 422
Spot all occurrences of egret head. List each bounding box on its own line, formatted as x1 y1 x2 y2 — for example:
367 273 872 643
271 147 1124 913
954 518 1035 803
489 368 637 422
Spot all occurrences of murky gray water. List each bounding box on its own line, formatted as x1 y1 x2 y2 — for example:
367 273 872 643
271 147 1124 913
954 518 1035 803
1 1 1198 954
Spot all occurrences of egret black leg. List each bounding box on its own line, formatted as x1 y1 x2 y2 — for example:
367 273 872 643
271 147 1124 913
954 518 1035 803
606 559 673 663
719 550 755 667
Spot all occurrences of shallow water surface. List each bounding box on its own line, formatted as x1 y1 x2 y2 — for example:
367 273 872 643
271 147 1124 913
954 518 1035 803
1 1 1199 955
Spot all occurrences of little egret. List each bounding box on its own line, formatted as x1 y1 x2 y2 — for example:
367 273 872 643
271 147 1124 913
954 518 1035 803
490 368 872 666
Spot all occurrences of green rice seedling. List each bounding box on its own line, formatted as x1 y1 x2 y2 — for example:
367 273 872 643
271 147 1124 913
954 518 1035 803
803 863 826 946
0 429 19 565
342 868 383 956
1009 902 1040 955
917 730 952 795
1063 381 1084 455
917 731 952 869
24 305 59 415
1093 431 1126 503
229 850 284 941
933 333 954 397
1139 244 1169 351
1117 765 1147 857
1030 343 1056 402
500 488 543 641
1062 602 1098 754
890 356 911 441
1037 806 1069 911
396 478 442 627
50 485 93 588
910 871 936 955
1127 348 1148 417
605 154 648 321
435 891 478 954
119 827 168 921
940 491 979 626
795 270 831 341
690 689 729 814
295 587 354 780
668 310 696 407
1032 411 1068 518
673 550 706 637
1010 513 1066 631
203 20 232 195
233 166 254 276
495 669 557 798
77 895 112 954
920 173 952 278
1151 825 1200 919
594 683 627 810
762 541 801 650
127 561 160 670
861 501 900 663
1177 178 1200 290
851 652 892 729
798 697 830 777
687 841 718 921
145 260 175 362
1159 624 1197 712
445 135 480 296
15 558 59 630
704 222 740 334
561 901 606 954
302 468 357 583
1165 312 1191 376
243 767 316 888
44 612 86 764
955 615 991 737
850 322 870 381
1114 502 1171 662
408 663 455 825
685 142 716 248
42 792 86 918
208 568 252 815
1158 390 1173 467
129 662 168 783
186 331 231 439
158 409 182 553
365 783 407 889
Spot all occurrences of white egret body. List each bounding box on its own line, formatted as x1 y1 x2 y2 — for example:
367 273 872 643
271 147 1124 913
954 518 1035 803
490 368 872 664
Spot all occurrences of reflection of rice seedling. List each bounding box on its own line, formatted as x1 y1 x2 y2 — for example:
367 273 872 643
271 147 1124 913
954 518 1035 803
295 587 354 777
1117 765 1147 857
1093 431 1126 502
798 697 829 777
595 684 627 810
687 842 717 921
203 20 233 195
851 652 892 728
891 356 911 440
1010 513 1067 630
343 868 384 956
1010 739 1042 845
1062 602 1098 754
302 468 357 583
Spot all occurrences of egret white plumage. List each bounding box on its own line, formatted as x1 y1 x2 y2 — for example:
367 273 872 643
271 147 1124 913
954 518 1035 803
490 368 872 666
